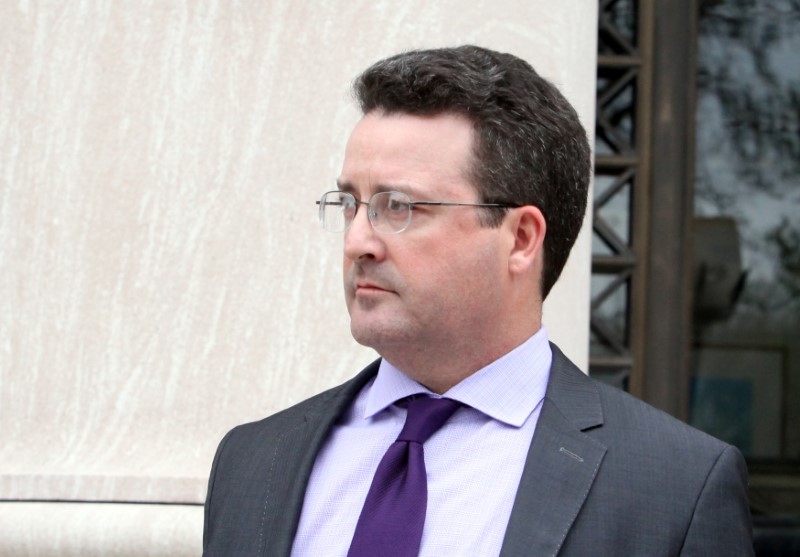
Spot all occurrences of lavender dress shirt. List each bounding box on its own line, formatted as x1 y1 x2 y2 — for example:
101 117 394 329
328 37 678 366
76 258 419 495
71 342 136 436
290 328 552 557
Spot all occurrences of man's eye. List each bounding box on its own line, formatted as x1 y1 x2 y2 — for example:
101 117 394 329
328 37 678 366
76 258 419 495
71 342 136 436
386 199 408 212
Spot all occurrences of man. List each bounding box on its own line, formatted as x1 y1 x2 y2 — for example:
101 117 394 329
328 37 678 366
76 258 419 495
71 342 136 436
203 45 753 556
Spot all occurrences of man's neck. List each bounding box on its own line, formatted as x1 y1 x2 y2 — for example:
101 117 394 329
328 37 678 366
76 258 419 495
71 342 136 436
378 323 542 394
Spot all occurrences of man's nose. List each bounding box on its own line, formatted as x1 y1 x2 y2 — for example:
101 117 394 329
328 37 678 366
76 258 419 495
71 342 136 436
343 204 385 261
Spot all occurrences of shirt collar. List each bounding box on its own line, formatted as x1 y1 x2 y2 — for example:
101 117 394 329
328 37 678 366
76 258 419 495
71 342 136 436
364 327 552 428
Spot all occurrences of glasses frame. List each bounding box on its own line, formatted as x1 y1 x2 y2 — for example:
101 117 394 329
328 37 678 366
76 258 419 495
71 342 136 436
316 190 520 234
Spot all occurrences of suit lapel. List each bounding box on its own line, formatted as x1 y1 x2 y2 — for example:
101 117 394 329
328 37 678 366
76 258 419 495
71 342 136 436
499 346 607 557
258 360 381 557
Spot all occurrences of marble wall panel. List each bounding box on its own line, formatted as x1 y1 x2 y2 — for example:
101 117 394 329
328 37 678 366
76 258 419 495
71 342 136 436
0 0 597 536
0 502 203 556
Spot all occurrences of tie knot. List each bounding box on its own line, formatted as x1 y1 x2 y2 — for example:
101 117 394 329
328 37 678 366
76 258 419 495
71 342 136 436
396 396 461 444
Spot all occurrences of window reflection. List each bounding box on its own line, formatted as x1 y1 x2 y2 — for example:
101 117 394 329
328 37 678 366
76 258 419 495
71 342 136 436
691 0 800 549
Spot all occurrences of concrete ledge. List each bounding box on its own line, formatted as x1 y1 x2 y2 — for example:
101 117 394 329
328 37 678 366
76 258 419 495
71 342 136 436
0 475 207 505
0 502 203 557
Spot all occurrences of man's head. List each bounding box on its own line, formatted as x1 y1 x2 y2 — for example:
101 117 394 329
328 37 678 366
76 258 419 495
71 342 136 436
352 45 591 299
335 46 591 389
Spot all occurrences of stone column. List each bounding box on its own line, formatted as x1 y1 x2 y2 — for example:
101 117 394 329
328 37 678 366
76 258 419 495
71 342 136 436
0 1 597 554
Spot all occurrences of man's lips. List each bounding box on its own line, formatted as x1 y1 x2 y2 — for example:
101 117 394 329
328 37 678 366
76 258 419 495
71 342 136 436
354 281 393 294
353 279 395 296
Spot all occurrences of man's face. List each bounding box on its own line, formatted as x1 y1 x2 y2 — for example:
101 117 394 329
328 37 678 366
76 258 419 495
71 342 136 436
338 111 512 366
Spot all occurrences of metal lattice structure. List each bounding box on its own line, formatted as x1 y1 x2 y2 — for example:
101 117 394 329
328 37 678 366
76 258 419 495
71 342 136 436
591 0 652 395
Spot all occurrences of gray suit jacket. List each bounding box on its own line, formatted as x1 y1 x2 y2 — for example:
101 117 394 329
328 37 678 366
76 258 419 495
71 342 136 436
203 344 753 556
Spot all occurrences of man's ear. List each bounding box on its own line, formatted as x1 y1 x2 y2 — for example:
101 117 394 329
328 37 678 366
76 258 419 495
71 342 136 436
507 206 546 275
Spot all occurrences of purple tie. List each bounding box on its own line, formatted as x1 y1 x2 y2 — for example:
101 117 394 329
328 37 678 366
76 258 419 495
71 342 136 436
347 396 461 557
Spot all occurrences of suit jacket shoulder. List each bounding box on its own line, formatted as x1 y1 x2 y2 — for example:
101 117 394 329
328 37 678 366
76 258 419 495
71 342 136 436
499 344 753 556
203 360 380 557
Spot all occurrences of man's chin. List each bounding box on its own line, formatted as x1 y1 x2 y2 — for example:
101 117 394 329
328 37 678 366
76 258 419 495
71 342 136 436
349 317 405 351
349 322 379 349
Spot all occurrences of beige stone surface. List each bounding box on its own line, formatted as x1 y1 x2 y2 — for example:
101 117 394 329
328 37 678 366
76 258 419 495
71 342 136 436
0 502 202 556
0 0 596 552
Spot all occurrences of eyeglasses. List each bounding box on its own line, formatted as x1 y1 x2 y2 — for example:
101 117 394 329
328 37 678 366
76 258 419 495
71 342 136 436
316 190 519 234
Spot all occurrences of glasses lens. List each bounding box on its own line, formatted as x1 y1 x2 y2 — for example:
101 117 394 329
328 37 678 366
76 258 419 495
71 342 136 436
320 191 356 232
370 191 412 233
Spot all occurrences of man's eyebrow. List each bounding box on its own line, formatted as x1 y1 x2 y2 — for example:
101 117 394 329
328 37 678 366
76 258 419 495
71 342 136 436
334 180 421 198
373 183 413 195
373 183 427 200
